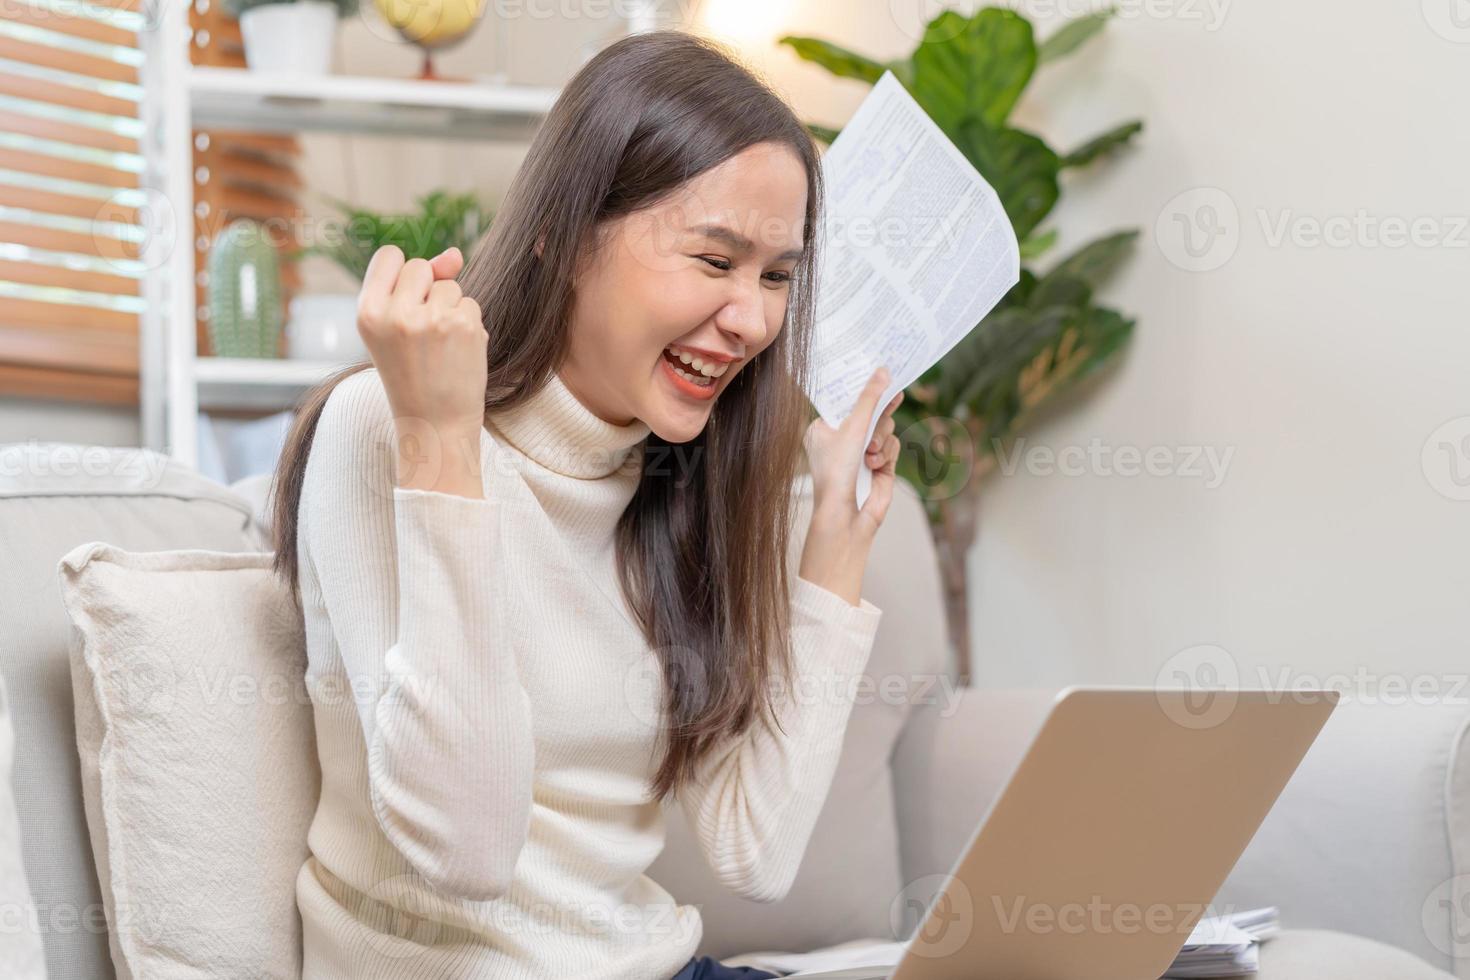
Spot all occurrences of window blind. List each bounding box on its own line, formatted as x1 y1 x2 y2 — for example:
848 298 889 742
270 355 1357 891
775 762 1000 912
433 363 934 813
0 0 301 405
0 0 146 403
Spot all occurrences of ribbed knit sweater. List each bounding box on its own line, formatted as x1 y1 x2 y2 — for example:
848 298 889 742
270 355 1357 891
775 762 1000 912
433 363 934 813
292 366 883 979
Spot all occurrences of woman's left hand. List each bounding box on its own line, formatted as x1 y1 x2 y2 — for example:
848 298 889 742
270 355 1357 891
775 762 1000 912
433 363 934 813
798 366 904 605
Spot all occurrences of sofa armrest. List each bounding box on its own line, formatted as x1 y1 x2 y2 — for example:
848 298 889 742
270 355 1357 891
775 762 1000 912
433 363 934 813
1214 700 1470 978
890 688 1470 977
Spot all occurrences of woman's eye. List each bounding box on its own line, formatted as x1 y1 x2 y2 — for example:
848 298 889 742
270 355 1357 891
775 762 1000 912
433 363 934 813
697 256 791 287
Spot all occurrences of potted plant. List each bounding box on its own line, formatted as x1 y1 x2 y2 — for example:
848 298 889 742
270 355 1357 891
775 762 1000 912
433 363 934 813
222 0 360 75
286 190 494 361
782 6 1144 685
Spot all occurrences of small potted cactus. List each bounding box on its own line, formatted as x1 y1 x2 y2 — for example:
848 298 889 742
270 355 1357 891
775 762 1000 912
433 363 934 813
221 0 359 75
207 219 285 359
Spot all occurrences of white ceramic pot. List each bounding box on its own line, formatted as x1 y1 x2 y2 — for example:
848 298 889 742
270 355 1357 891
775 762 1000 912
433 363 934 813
286 293 367 362
239 1 338 76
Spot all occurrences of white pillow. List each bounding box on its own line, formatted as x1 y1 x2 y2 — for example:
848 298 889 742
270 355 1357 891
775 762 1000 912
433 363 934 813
0 672 47 979
57 544 318 980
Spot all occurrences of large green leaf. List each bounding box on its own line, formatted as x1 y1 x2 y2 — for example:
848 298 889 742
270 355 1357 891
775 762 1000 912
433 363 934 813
910 8 1037 133
805 122 841 144
1060 120 1143 169
953 119 1060 241
886 58 916 88
779 36 889 84
1044 229 1139 287
913 264 1035 394
1070 304 1137 377
1019 228 1058 260
1000 268 1039 310
1038 10 1114 64
931 308 1022 414
960 306 1076 423
934 306 1067 415
1027 273 1091 311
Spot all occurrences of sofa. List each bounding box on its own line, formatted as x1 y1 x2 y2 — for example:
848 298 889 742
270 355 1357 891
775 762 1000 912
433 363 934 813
0 439 1462 979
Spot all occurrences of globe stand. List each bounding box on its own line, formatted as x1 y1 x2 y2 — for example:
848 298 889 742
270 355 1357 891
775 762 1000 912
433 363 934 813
416 48 457 82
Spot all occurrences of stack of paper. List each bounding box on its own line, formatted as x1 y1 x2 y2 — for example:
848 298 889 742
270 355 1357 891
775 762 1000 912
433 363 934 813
722 938 907 977
1162 906 1280 978
720 907 1281 979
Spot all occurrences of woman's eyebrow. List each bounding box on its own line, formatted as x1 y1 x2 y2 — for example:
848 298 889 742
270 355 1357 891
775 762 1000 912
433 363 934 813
693 223 805 262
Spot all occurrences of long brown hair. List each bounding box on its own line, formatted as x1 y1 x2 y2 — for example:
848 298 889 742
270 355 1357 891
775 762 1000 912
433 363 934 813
271 29 823 804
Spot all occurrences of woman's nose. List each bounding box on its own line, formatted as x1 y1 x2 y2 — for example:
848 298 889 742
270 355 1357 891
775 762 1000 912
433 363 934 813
713 280 768 347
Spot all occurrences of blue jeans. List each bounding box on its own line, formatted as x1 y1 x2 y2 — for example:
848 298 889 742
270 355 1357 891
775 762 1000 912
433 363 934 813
670 955 781 979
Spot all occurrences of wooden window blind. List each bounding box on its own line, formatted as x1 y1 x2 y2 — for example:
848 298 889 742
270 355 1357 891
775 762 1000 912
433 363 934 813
0 0 300 406
0 0 147 404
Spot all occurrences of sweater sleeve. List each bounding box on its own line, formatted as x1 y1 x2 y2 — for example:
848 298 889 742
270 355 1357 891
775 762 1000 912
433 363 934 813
298 368 534 902
675 573 882 904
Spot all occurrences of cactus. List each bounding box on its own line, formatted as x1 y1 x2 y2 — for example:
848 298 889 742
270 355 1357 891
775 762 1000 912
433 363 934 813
206 219 284 359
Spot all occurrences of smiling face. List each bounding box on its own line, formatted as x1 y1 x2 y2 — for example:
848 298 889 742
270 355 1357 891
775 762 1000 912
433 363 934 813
558 141 810 443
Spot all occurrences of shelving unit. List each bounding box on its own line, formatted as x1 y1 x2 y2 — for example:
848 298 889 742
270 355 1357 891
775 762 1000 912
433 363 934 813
193 356 348 411
189 66 559 140
136 5 564 469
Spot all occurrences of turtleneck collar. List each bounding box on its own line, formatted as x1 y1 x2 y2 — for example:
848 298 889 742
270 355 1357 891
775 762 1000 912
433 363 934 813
485 370 651 480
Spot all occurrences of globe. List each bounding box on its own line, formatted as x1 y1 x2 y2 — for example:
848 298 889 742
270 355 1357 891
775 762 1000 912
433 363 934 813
371 0 488 80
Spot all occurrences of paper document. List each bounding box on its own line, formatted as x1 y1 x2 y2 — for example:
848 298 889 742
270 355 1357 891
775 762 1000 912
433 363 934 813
805 71 1021 509
720 937 907 976
1162 906 1280 978
721 907 1281 979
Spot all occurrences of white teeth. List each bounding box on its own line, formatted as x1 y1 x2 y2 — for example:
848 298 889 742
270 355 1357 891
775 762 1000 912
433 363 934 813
666 346 730 378
673 365 713 387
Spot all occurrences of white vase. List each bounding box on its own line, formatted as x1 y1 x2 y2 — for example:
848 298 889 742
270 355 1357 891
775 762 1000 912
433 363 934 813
239 1 338 76
286 293 367 362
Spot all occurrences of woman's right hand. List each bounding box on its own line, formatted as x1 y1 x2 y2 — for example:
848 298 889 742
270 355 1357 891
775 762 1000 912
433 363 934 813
356 244 489 497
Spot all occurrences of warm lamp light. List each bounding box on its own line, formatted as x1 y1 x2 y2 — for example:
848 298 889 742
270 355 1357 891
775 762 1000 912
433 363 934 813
693 0 795 50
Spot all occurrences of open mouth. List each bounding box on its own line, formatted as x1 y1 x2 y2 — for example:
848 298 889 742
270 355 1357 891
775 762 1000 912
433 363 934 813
661 347 719 389
659 345 740 401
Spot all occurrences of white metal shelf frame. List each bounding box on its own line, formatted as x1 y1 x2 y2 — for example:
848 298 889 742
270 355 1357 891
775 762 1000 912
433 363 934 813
190 66 560 139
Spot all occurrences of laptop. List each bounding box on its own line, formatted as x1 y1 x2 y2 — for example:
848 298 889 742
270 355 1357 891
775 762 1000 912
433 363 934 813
791 686 1338 980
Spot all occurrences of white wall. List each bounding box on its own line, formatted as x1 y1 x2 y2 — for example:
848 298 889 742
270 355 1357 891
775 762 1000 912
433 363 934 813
802 1 1470 694
0 399 139 447
698 0 1470 694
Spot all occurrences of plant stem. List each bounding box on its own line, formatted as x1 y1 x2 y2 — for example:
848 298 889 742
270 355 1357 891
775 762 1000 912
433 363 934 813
928 416 986 686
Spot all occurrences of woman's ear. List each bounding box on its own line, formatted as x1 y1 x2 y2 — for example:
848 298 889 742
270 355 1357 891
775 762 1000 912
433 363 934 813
533 235 545 259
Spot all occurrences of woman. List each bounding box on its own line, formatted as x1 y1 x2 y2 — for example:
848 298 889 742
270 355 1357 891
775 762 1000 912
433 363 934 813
270 29 904 980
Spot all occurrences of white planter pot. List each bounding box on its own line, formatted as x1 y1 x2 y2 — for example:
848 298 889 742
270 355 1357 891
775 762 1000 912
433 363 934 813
239 1 338 76
286 293 367 362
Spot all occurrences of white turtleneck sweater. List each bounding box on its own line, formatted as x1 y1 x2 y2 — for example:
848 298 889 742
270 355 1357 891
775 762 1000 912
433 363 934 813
292 366 883 980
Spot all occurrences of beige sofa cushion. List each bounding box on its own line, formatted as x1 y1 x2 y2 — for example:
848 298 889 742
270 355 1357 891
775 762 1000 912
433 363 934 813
1254 929 1454 979
0 672 47 979
57 544 316 980
0 442 267 980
